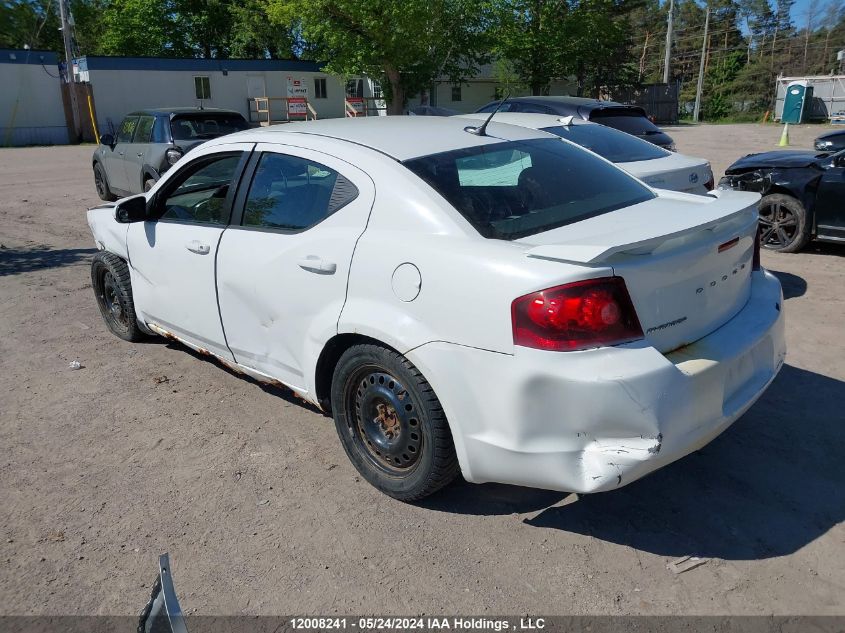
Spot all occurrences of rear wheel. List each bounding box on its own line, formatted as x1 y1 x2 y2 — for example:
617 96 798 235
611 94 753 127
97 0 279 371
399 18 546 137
331 344 459 501
94 163 117 202
758 193 810 253
91 252 145 341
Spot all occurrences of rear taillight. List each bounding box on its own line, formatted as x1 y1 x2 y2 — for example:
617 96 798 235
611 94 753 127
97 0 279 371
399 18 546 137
753 223 762 270
512 277 643 352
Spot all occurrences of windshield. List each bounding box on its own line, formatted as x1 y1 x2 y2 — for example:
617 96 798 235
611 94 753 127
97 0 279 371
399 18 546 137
588 110 662 135
403 138 655 240
171 114 248 141
541 124 670 163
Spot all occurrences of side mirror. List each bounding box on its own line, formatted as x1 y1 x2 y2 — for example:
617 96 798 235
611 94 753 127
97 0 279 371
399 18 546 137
100 133 115 147
115 194 148 223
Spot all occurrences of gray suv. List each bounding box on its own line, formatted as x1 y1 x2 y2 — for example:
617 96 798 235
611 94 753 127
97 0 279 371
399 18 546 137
92 108 249 201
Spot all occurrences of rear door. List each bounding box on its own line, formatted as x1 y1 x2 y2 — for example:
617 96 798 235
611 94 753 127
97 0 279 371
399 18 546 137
126 143 253 359
216 143 375 391
814 155 845 240
122 115 156 194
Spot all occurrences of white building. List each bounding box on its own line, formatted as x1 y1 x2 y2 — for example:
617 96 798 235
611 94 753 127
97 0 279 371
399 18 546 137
1 48 69 146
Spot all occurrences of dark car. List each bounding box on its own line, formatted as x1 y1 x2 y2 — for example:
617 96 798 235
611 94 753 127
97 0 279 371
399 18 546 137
719 149 845 252
815 129 845 153
92 108 249 200
475 96 675 150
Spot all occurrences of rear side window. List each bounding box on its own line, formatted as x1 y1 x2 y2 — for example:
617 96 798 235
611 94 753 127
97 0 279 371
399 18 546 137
133 116 155 143
116 116 139 143
541 124 670 163
242 153 358 231
403 138 655 240
589 110 661 135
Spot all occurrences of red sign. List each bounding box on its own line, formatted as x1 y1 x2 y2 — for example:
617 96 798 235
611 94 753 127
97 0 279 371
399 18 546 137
347 97 365 117
287 97 307 118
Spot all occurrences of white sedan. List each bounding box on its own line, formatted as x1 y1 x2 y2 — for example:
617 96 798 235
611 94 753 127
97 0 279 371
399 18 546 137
458 112 714 194
87 117 785 501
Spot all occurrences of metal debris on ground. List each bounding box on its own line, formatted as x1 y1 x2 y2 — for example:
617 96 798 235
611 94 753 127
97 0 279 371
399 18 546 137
153 375 169 384
256 499 270 506
68 360 82 370
667 555 709 574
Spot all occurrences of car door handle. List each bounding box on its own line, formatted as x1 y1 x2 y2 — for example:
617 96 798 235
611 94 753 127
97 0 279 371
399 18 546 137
185 240 210 255
298 255 336 274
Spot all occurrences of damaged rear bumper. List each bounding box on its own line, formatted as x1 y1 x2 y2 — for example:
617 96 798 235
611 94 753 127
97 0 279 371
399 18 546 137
406 270 786 493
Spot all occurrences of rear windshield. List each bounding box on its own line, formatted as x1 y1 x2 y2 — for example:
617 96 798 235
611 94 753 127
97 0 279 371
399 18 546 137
589 110 661 135
541 124 670 163
403 138 655 240
171 114 248 141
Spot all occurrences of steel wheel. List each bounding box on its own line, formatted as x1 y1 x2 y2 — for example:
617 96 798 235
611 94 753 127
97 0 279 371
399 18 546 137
97 270 130 334
347 367 423 474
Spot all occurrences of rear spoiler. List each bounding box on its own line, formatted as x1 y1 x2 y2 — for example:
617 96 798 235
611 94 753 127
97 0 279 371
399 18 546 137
524 190 760 265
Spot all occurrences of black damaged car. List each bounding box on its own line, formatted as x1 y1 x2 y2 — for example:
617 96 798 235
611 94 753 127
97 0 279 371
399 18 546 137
719 149 845 252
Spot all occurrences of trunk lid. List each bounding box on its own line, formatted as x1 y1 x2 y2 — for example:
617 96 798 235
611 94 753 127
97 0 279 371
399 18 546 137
623 154 712 194
518 190 760 353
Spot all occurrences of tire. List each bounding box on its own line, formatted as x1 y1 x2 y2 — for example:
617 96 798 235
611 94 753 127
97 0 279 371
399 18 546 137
94 163 117 202
331 344 459 501
758 193 810 253
143 177 156 192
90 252 145 342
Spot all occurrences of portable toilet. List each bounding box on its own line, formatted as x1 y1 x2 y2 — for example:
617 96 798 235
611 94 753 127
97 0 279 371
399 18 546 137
782 80 813 124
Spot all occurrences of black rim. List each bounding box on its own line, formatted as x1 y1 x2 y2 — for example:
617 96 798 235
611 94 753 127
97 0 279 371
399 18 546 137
345 366 423 475
759 201 798 249
94 168 107 198
96 269 129 332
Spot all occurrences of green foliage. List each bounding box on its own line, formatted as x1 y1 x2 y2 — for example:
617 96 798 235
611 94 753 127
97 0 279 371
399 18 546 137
267 0 494 112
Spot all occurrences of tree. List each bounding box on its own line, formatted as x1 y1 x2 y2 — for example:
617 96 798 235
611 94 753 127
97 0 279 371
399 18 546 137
495 0 572 95
266 0 493 113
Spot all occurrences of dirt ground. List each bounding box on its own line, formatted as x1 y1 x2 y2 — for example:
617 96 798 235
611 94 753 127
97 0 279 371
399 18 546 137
0 123 843 617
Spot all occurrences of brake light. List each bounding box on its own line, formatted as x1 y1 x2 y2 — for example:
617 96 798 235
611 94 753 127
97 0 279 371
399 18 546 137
753 223 762 270
512 277 643 352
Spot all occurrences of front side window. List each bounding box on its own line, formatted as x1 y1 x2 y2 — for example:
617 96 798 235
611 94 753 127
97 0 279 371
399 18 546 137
541 124 670 163
403 138 655 240
116 116 139 143
133 116 155 144
242 153 358 231
158 154 242 225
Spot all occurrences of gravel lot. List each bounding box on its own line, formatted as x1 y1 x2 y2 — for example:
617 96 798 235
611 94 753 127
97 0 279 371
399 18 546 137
1 123 843 617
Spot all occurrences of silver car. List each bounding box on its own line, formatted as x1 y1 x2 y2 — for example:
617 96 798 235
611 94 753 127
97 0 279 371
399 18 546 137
92 108 249 200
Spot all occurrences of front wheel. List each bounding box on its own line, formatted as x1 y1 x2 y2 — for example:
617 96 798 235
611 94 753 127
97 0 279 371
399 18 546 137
91 252 145 342
758 193 810 253
330 344 459 501
94 163 117 202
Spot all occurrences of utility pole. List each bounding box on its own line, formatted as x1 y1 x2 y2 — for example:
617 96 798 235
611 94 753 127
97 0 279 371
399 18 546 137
663 0 675 84
58 0 81 141
693 7 710 122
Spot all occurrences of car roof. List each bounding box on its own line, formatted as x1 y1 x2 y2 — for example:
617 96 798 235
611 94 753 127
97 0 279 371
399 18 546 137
128 107 243 117
456 112 596 129
508 95 625 108
216 116 555 161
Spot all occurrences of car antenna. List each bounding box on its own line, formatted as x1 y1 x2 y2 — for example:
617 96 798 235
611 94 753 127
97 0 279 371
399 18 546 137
465 92 510 136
